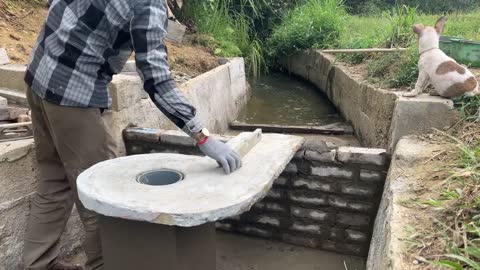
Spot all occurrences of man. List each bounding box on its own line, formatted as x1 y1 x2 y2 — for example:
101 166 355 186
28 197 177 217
22 0 241 269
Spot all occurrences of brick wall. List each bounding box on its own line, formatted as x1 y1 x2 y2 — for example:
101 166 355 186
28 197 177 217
124 128 390 257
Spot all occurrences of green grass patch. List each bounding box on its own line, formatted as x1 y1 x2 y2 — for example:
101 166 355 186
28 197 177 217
266 0 347 66
339 9 480 87
181 0 266 77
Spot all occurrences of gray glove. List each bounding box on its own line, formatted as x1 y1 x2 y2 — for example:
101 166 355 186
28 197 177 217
199 138 242 174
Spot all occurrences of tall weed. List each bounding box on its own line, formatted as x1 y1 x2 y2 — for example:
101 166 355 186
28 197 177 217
266 0 347 66
181 0 266 76
383 4 418 48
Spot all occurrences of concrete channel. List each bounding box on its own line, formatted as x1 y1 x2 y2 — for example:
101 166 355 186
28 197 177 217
0 51 461 269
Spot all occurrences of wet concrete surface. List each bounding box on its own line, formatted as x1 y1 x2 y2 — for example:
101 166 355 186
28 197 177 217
71 232 365 270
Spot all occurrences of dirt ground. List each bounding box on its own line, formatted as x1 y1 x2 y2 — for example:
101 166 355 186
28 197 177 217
0 0 218 78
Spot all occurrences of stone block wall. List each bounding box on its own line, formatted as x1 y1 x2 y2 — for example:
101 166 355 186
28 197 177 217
124 128 390 257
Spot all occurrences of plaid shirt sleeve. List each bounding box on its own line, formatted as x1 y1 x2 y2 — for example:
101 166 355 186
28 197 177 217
130 0 203 138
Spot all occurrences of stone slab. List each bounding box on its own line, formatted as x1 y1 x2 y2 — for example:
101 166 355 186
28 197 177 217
78 132 304 227
0 48 9 65
337 147 387 166
166 19 186 44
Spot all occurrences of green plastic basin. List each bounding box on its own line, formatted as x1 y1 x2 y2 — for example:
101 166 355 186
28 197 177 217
439 36 480 67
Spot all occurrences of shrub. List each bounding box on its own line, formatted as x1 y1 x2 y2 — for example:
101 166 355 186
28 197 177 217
180 0 266 76
266 0 347 66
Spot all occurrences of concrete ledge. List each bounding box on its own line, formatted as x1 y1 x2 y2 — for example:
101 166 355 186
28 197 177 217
387 96 459 152
0 64 27 92
286 50 460 151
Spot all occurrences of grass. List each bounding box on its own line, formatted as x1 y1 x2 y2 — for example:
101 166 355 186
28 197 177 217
336 9 480 88
399 90 479 268
181 0 267 77
266 0 347 66
433 133 480 269
398 121 480 269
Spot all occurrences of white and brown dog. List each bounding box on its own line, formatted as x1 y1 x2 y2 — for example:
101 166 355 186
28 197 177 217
404 17 479 98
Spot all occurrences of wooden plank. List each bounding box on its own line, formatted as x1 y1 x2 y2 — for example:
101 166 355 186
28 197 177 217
229 121 354 135
322 48 407 54
166 19 186 44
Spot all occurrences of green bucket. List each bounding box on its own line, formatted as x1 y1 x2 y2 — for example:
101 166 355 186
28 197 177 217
439 36 480 68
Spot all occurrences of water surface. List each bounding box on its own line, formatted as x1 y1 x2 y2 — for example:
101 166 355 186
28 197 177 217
238 73 340 126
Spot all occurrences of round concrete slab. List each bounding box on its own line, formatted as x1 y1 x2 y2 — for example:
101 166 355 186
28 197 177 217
78 133 303 227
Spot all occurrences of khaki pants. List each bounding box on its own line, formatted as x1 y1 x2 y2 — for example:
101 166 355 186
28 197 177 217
23 89 117 270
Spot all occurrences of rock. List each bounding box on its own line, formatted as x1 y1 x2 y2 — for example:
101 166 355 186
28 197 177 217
0 96 7 109
0 48 9 65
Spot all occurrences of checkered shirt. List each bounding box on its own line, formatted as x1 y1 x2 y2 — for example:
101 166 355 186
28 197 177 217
25 0 203 137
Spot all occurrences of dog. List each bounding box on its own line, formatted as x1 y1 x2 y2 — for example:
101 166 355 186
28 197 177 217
403 17 479 98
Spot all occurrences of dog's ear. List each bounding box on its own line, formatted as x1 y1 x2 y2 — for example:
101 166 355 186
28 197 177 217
413 24 425 35
435 16 447 34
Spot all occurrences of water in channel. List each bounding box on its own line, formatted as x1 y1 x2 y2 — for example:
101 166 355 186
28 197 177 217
238 73 341 126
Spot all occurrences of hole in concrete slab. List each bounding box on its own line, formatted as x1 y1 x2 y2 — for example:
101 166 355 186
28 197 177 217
136 169 184 186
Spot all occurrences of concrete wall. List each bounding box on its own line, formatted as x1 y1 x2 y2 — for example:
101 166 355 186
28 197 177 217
0 140 84 270
124 128 390 257
0 58 248 156
285 50 459 151
108 58 248 155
